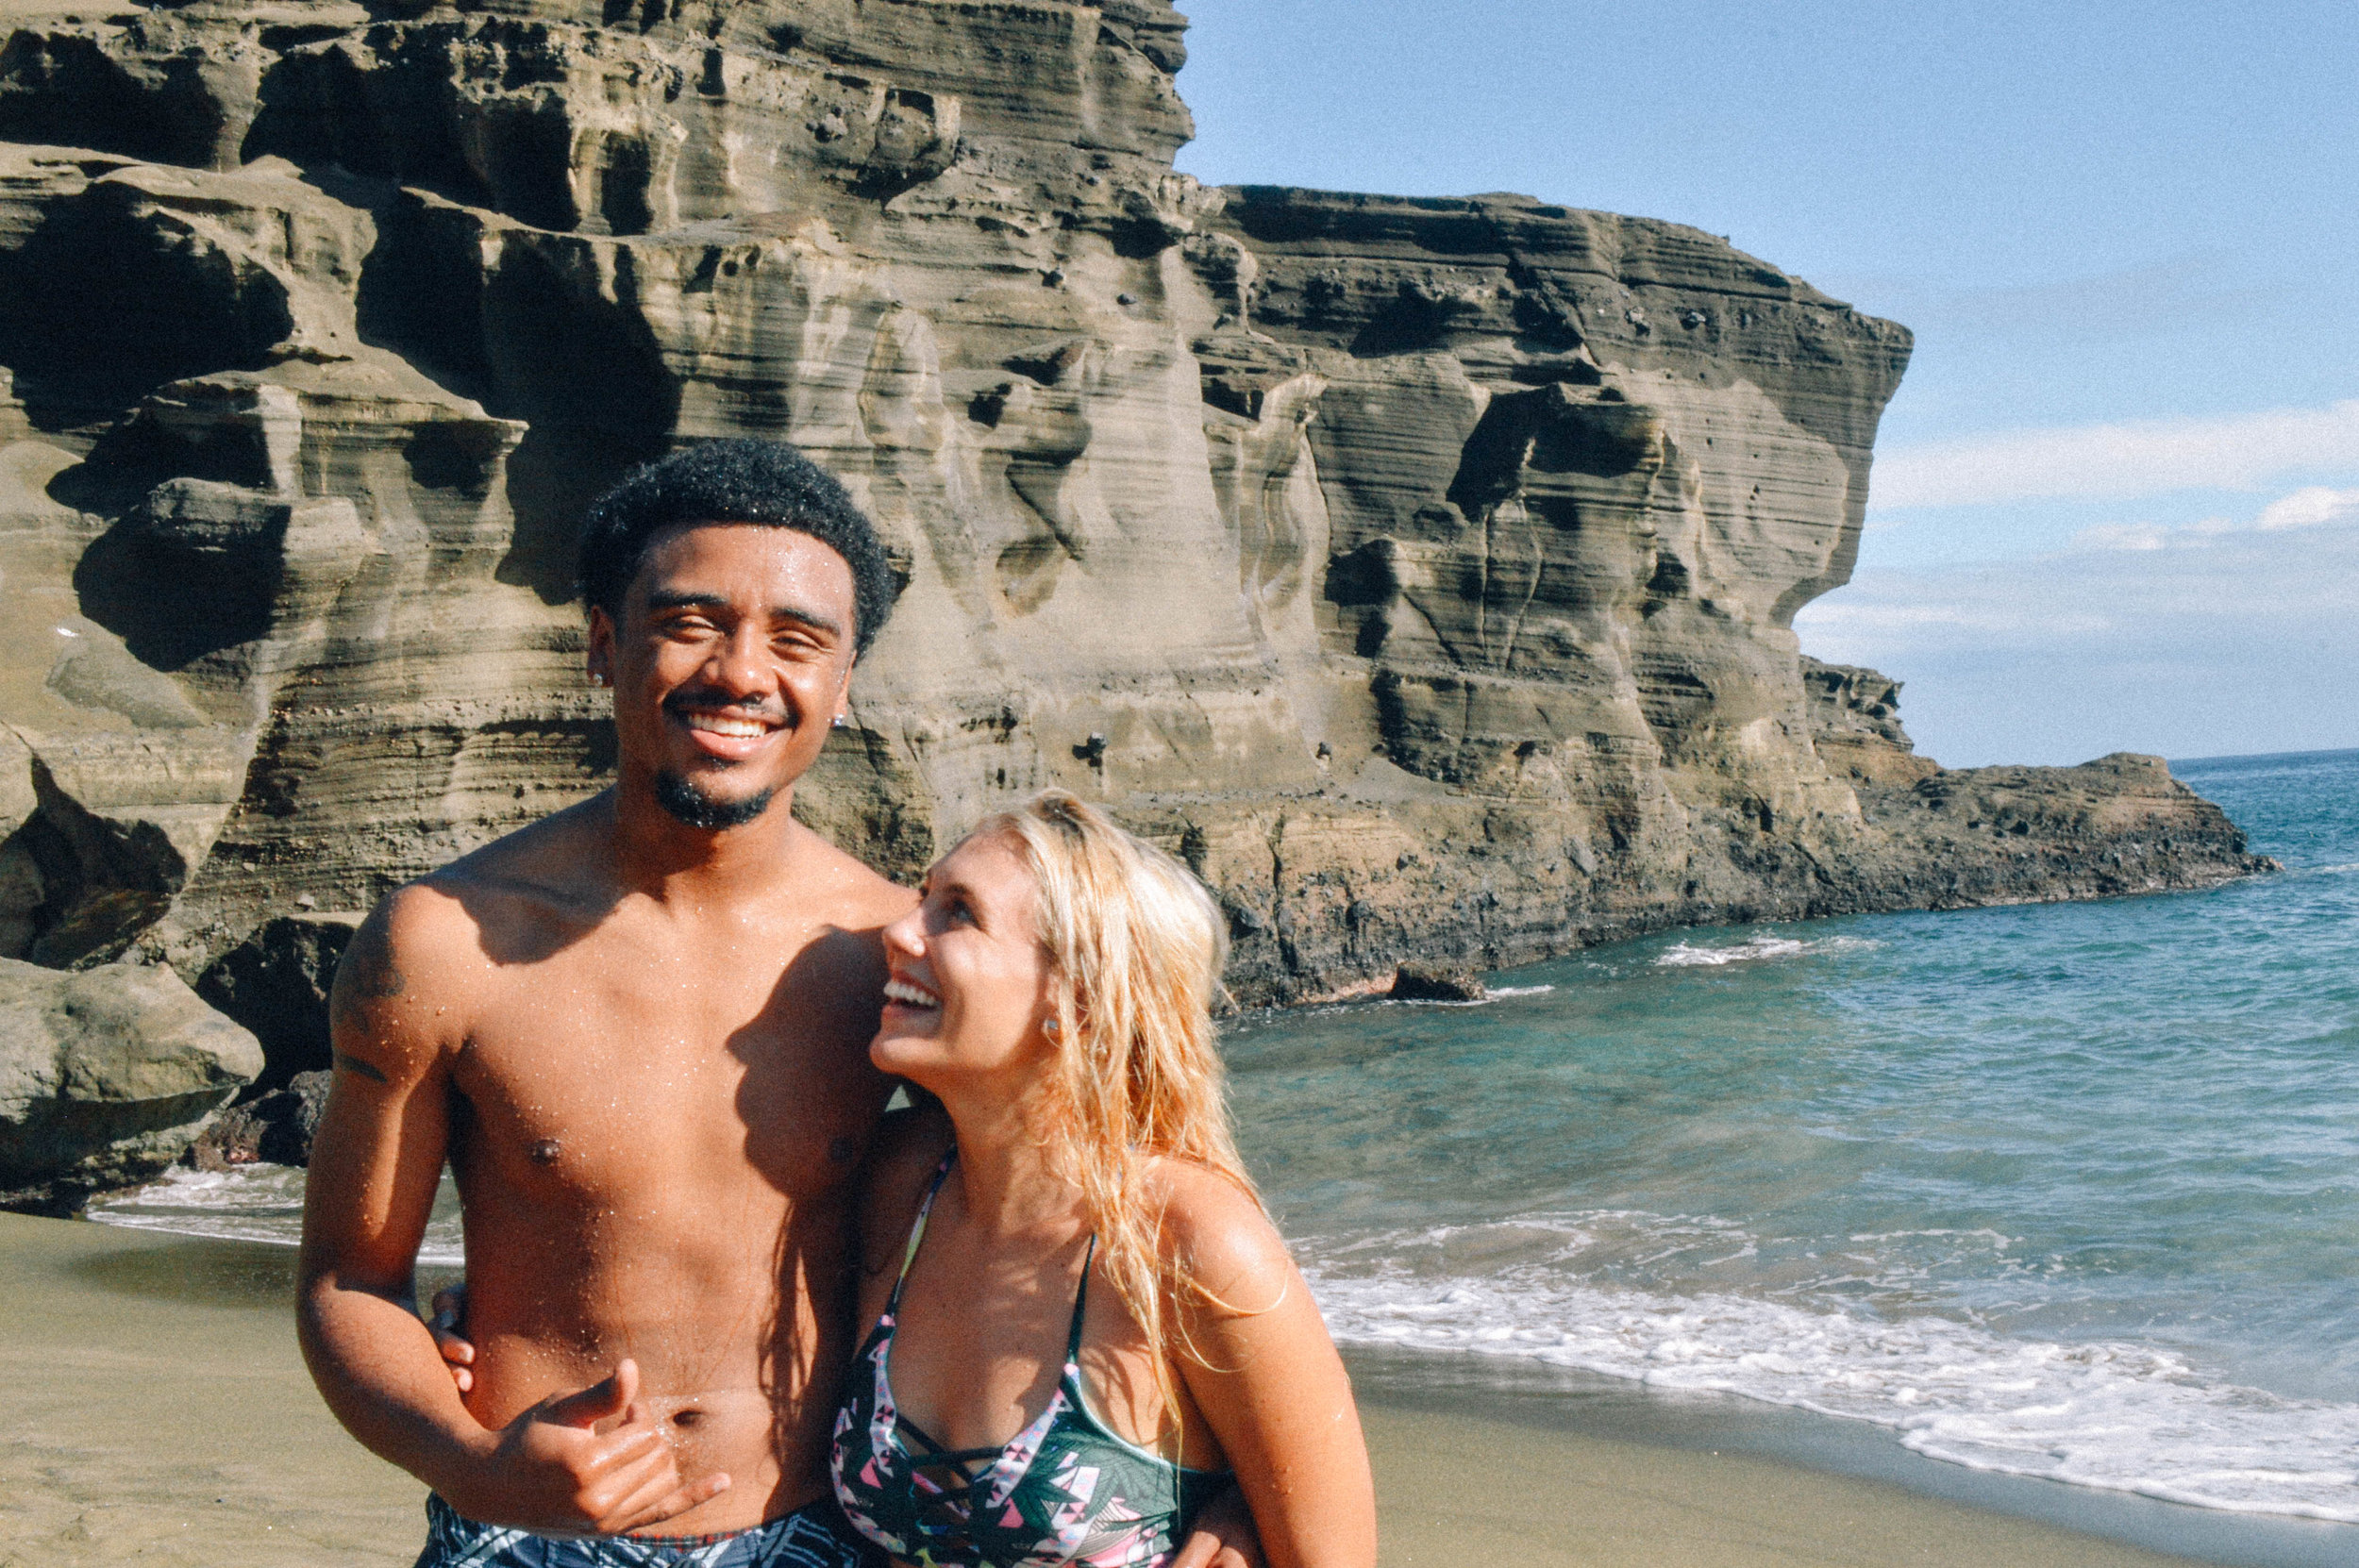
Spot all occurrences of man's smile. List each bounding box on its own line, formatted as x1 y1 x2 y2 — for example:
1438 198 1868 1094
680 709 774 739
666 698 788 760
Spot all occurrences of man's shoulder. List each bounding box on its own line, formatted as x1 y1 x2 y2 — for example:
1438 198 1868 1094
363 797 617 975
789 821 919 928
434 795 613 896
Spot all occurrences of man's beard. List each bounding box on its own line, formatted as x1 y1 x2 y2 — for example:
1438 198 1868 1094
653 769 777 831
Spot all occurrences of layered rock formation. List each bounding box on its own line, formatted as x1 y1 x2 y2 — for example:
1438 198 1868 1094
0 0 2267 1080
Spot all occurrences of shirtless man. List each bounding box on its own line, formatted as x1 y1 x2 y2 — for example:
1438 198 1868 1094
298 441 921 1565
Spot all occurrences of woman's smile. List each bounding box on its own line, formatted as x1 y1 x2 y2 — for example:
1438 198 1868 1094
882 976 941 1011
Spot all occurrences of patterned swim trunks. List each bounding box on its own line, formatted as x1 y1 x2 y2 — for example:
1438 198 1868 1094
412 1493 883 1568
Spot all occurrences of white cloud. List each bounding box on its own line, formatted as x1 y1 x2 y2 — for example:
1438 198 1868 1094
1795 509 2359 764
2256 484 2359 531
2071 522 2172 551
2065 483 2359 553
1869 399 2359 509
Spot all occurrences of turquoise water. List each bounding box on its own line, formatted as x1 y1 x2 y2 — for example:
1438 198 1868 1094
1227 747 2359 1522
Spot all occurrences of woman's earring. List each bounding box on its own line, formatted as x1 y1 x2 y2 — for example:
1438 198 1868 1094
1042 1017 1062 1042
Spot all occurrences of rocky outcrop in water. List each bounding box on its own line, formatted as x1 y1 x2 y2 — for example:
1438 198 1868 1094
0 957 261 1213
186 1065 330 1170
0 0 2268 1087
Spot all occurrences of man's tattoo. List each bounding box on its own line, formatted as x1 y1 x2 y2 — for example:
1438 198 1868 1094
354 951 408 1001
334 1051 391 1083
330 937 408 1038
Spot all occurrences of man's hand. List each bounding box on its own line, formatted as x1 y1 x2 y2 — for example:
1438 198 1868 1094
428 1284 475 1394
451 1359 731 1537
1169 1479 1263 1568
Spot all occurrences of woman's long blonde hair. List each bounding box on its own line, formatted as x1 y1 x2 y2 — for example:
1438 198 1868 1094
973 789 1262 1419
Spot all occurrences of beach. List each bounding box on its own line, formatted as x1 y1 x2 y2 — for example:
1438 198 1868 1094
17 753 2354 1568
2 1210 2213 1568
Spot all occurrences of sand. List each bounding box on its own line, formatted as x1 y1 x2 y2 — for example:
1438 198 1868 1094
0 1211 2214 1568
1361 1402 2206 1567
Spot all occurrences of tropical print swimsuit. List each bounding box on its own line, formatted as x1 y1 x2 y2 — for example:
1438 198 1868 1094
829 1154 1231 1568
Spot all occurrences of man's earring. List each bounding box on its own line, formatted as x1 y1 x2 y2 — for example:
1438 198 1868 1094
589 672 608 688
831 713 847 728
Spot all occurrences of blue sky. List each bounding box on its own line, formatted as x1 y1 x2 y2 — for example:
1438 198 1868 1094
1171 1 2359 764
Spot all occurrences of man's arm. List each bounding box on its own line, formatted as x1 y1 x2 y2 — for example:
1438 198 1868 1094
296 890 724 1534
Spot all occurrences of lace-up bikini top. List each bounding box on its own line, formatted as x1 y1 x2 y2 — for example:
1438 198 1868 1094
829 1152 1231 1568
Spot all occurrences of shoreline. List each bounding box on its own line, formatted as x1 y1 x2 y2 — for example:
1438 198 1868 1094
1347 1348 2357 1568
8 1212 2334 1568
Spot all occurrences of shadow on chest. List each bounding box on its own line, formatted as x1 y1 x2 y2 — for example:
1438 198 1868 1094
455 960 882 1197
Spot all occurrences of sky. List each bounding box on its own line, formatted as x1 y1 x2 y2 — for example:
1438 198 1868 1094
1169 0 2359 765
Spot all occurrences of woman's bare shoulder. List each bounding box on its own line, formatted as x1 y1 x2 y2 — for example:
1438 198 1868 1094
1138 1158 1294 1311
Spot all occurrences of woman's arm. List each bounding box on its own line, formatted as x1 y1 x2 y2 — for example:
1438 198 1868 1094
1161 1169 1377 1568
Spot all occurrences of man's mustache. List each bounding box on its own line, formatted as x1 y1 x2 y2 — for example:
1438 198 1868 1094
661 690 791 726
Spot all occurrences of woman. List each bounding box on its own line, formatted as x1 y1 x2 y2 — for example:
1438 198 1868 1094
832 790 1375 1568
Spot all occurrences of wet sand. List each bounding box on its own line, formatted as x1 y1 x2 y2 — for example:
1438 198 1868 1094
1 1211 424 1564
1364 1401 2208 1568
1 1211 2214 1567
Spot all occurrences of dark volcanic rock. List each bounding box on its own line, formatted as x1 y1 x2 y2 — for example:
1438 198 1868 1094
1390 963 1488 1003
187 1067 330 1170
194 911 360 1091
0 0 2271 1048
1850 753 2280 907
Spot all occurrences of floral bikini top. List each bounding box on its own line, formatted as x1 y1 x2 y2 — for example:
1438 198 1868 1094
830 1154 1231 1568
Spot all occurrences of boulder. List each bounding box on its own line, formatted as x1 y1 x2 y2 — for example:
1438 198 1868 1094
0 957 262 1213
186 1067 330 1170
1390 963 1489 1004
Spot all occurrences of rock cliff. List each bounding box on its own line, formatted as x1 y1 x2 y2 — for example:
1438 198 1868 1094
0 0 2268 1051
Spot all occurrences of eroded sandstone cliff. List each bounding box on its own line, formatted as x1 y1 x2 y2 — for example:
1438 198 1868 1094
0 0 2267 1058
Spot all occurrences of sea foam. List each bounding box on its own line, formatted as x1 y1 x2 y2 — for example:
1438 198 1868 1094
88 1165 464 1266
1653 935 1881 966
1298 1214 2359 1523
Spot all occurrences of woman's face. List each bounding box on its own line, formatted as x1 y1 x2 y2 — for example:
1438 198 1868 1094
873 832 1060 1093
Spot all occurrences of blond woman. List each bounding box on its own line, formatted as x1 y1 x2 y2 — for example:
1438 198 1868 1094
830 791 1375 1568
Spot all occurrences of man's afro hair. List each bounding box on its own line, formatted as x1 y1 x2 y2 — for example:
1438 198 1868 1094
577 440 898 660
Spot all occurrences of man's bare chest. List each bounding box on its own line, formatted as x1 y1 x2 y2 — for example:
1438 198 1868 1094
448 953 886 1205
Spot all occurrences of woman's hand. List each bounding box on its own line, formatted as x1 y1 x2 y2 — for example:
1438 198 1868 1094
428 1282 477 1394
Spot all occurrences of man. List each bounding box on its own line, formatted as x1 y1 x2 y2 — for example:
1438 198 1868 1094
300 441 921 1565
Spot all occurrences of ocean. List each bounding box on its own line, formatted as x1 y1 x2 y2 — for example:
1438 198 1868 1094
1226 746 2359 1531
90 748 2359 1540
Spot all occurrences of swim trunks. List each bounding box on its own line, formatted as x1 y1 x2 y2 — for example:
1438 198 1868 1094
413 1493 881 1568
